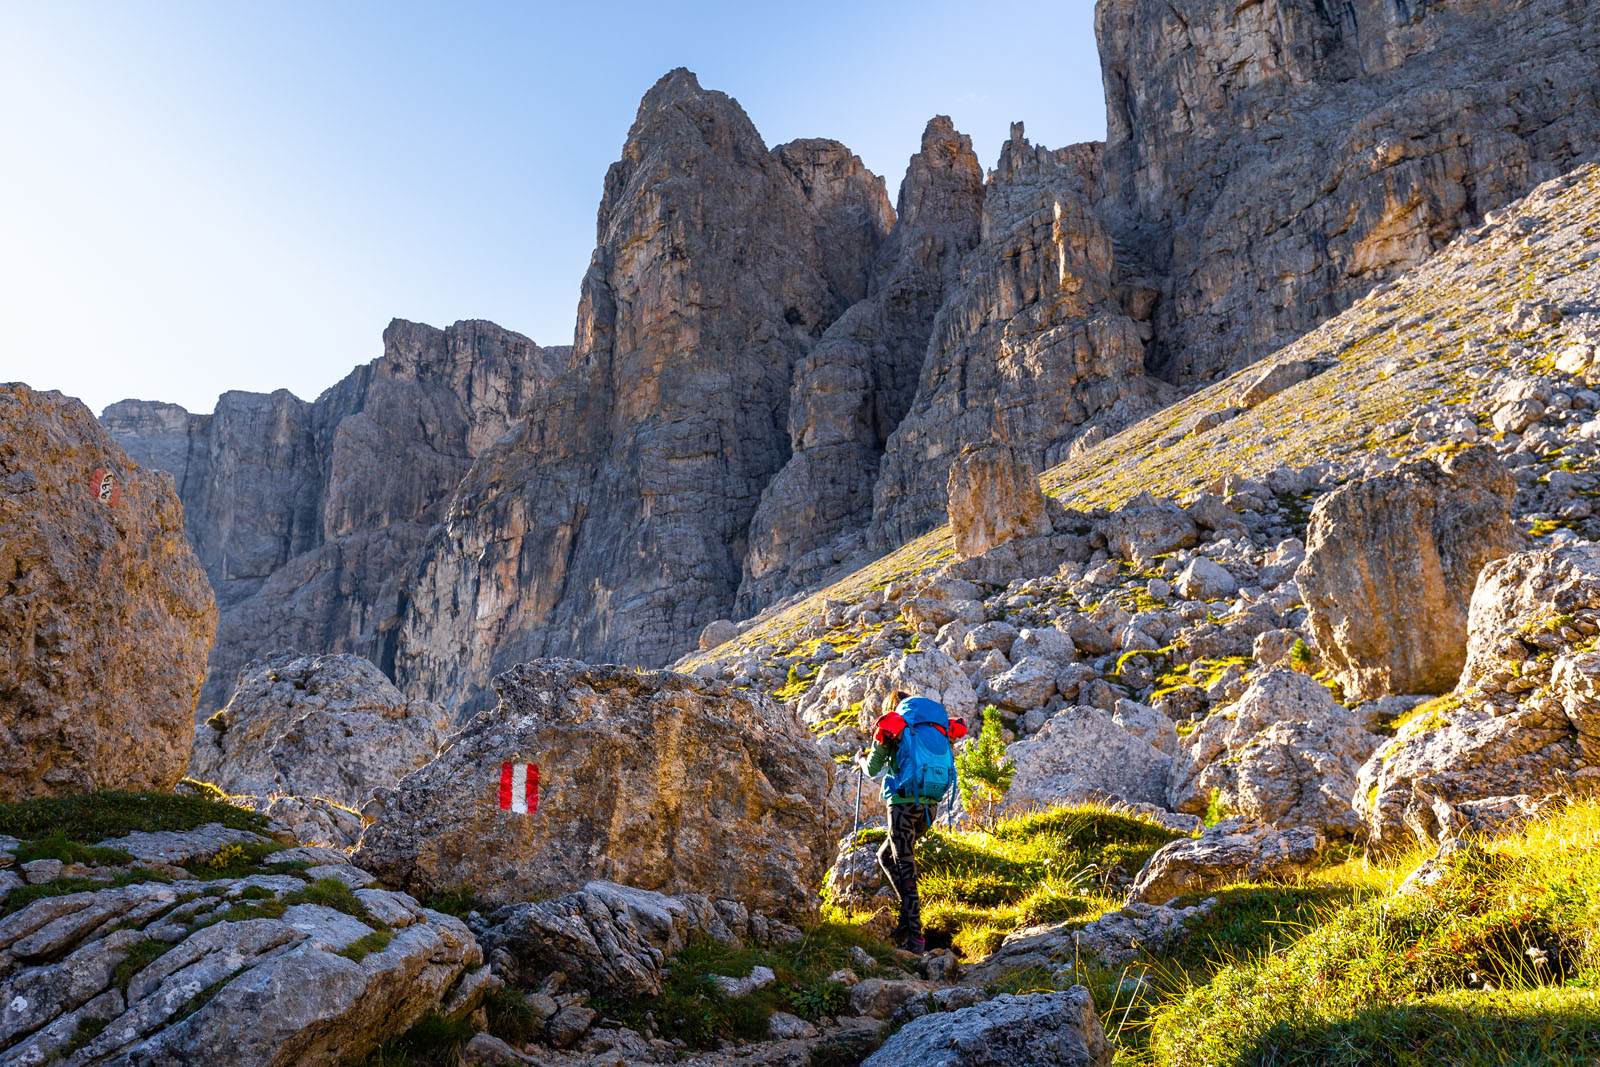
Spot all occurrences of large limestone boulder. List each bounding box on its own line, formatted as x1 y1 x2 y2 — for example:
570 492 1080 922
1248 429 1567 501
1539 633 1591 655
947 444 1051 560
1005 706 1170 809
1358 544 1600 848
0 385 216 801
480 880 798 997
355 661 837 922
862 989 1111 1067
1098 502 1197 566
1126 819 1327 905
1298 448 1517 701
0 826 485 1066
1167 671 1380 838
190 652 450 810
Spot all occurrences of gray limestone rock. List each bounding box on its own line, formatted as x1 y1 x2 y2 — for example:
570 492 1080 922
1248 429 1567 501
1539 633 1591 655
396 71 891 715
103 317 565 714
1299 447 1518 701
862 989 1111 1067
1005 706 1171 810
872 127 1174 548
188 651 448 809
946 445 1052 562
480 880 790 998
1358 543 1600 849
355 660 836 921
1168 671 1380 838
739 117 985 611
1126 819 1327 905
0 844 482 1067
1097 0 1600 386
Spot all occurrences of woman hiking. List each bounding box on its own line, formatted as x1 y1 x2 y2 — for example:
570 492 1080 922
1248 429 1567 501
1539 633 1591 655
856 689 967 954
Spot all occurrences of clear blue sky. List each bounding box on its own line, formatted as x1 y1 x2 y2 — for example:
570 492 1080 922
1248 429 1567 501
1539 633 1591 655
0 1 1106 417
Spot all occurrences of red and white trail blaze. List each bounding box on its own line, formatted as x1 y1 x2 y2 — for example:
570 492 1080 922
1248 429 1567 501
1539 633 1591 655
498 762 539 813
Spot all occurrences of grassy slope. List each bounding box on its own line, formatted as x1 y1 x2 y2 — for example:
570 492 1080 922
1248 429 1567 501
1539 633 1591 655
684 162 1600 677
1142 801 1600 1067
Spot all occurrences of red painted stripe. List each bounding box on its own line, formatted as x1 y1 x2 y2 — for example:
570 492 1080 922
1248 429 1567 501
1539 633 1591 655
527 765 539 813
499 762 513 809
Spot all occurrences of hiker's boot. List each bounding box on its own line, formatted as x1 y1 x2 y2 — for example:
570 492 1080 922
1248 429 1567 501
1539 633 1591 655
898 931 926 956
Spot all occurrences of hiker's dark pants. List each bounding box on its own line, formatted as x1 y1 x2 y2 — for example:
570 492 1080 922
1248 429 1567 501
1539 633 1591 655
877 801 933 937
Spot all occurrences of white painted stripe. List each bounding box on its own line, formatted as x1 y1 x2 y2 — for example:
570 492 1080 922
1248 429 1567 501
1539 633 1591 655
511 763 528 814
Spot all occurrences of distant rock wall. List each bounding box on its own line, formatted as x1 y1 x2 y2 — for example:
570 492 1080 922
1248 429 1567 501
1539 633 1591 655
871 126 1172 548
736 116 985 611
96 7 1600 711
103 318 565 713
1096 0 1600 385
394 69 893 714
1 384 215 799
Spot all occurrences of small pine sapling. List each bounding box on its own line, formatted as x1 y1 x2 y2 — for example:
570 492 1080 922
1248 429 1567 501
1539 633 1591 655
955 705 1015 831
1289 638 1314 674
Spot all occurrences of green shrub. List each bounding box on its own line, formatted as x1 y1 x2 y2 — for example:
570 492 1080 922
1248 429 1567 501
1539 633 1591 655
955 706 1015 830
357 1012 475 1067
113 937 172 993
423 886 477 919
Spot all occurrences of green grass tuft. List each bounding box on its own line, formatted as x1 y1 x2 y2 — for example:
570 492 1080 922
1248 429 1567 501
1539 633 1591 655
14 832 133 867
337 928 395 962
0 790 268 843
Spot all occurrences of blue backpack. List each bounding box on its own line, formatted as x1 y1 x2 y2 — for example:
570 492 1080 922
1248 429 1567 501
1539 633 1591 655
880 697 963 804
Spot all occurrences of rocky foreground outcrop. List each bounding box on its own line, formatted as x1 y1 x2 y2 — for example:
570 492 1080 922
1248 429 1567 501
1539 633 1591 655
0 385 215 801
356 661 837 921
0 829 485 1066
104 318 567 713
479 880 799 997
1359 543 1600 847
189 651 450 810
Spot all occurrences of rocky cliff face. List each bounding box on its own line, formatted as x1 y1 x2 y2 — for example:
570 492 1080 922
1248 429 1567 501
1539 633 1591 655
103 318 565 712
394 69 893 713
100 5 1600 711
736 117 985 611
1096 0 1600 385
871 126 1173 548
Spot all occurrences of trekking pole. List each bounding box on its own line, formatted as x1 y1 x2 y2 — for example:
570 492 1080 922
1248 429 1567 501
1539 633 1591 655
848 752 864 898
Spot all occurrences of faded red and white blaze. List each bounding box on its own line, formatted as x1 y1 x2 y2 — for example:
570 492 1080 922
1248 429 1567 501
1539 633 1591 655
498 762 539 814
89 469 121 507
